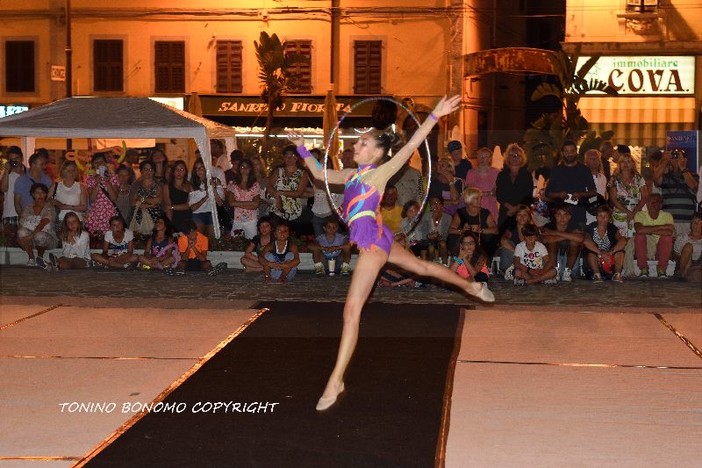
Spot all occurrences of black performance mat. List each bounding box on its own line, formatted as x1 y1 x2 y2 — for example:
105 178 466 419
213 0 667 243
83 301 465 467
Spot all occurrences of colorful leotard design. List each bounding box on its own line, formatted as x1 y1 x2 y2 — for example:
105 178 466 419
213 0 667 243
342 165 394 253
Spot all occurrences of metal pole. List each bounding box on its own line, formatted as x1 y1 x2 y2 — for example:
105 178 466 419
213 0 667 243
330 0 340 90
65 0 73 150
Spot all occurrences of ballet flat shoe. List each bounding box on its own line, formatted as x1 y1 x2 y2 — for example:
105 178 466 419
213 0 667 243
476 282 495 303
316 382 345 411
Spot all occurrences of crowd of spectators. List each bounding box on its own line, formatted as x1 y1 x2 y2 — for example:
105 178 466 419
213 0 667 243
1 136 700 285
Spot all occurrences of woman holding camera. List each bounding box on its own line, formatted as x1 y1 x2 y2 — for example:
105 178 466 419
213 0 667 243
85 152 119 239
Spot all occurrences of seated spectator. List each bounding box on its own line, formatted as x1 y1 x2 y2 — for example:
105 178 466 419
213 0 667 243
260 221 300 283
447 187 498 257
189 158 225 238
377 267 421 288
513 223 558 286
173 220 226 276
633 193 675 278
49 211 90 271
17 183 58 267
379 185 403 234
138 215 179 272
227 158 260 239
240 216 274 272
396 200 423 256
415 196 452 264
50 160 87 225
309 216 351 276
85 152 119 240
499 204 534 279
582 205 627 283
673 214 702 279
540 204 584 282
14 150 52 215
449 232 490 283
91 215 138 269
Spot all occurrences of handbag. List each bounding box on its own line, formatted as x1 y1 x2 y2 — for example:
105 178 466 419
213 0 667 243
129 207 155 235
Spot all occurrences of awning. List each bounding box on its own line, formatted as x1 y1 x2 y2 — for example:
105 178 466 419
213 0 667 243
579 96 697 146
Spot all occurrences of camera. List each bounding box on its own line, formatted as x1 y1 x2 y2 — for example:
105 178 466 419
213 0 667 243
671 149 685 160
9 160 19 168
97 166 107 176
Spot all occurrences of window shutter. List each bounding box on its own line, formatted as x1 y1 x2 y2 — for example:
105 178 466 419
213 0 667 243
155 41 185 93
5 41 35 93
354 41 382 94
284 40 312 94
94 40 123 92
216 40 243 93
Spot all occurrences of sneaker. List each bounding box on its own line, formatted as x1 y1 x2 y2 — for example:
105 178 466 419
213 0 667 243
513 278 526 286
592 273 603 283
35 257 46 269
48 253 58 268
503 265 514 281
340 263 350 276
207 262 228 276
26 258 36 267
561 267 572 282
656 269 669 279
164 267 175 276
314 263 324 276
544 278 558 285
638 267 649 278
612 272 623 283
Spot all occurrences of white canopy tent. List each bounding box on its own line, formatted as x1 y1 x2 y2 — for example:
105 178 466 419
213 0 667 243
0 96 237 237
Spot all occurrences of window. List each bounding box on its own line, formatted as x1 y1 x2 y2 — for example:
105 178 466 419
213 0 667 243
626 0 658 13
216 40 243 93
354 41 382 94
5 40 35 93
155 41 185 93
94 40 123 92
284 40 312 94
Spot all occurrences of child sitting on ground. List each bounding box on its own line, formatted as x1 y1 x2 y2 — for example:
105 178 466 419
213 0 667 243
48 211 91 271
138 215 179 272
172 220 226 276
259 221 300 283
91 215 138 269
512 223 558 285
240 216 273 272
449 232 490 282
309 216 351 276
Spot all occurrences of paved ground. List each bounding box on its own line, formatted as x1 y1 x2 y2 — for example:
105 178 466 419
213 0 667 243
1 265 700 310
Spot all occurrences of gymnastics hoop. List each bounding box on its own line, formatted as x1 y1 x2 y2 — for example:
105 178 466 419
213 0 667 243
323 96 433 226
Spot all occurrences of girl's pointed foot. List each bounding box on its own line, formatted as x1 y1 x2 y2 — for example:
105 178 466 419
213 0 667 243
316 382 345 411
470 282 494 303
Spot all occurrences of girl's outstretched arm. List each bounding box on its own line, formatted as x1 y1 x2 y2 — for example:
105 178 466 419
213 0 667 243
286 132 353 185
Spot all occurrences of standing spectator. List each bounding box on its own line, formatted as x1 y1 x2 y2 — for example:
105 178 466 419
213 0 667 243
148 148 170 185
227 159 260 239
654 149 699 237
512 223 558 285
17 183 58 267
465 147 499 221
91 215 138 269
260 221 300 283
540 204 584 282
50 211 90 270
130 160 163 235
309 148 344 238
429 157 463 217
340 148 356 170
50 160 87 224
378 185 403 234
389 160 423 208
633 193 675 278
267 145 310 228
447 140 472 180
309 216 352 276
224 149 245 185
250 155 270 217
608 152 648 238
163 160 192 233
448 187 499 257
583 148 608 226
114 164 134 226
189 158 225 238
545 140 597 230
583 205 627 283
14 150 52 214
673 214 702 278
599 140 615 181
496 143 533 229
85 152 119 240
240 216 274 272
208 139 231 233
1 146 25 246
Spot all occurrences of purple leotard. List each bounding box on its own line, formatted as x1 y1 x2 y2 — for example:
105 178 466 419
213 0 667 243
342 165 394 253
296 145 393 253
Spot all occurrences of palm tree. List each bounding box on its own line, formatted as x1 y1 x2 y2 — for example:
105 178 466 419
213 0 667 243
525 46 618 166
254 31 308 161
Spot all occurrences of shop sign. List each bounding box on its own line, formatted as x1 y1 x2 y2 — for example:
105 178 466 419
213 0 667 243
577 56 695 96
0 104 29 118
201 95 379 117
